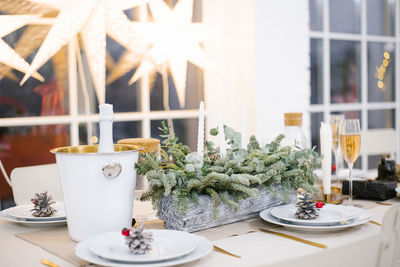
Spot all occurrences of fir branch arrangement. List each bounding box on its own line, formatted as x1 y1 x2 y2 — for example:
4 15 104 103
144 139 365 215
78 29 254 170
136 121 321 216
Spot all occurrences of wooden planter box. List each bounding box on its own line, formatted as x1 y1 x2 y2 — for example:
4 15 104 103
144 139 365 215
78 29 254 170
158 186 289 232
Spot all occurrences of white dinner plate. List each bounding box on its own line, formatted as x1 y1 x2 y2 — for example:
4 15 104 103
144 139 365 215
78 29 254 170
90 230 197 263
76 232 212 267
5 202 65 221
260 206 371 233
396 187 400 194
270 204 357 226
0 210 67 227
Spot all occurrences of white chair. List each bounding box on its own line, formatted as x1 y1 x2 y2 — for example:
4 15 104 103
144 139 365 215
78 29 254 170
361 129 397 158
360 128 397 172
377 204 400 267
10 163 63 205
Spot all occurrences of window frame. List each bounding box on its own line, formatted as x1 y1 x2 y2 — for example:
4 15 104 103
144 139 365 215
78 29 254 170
308 0 400 171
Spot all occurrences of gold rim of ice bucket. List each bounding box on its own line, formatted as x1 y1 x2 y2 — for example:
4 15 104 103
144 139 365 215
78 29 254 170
50 144 143 155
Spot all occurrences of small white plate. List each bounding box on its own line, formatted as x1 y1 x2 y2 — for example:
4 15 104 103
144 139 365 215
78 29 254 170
0 211 66 227
76 232 212 267
270 204 357 226
396 187 400 194
90 230 197 263
5 202 65 221
260 206 371 233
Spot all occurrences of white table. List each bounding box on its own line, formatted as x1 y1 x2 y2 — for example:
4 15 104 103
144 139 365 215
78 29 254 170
0 200 398 267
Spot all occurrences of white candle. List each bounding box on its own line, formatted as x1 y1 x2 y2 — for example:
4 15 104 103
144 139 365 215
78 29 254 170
320 122 332 195
218 106 226 157
197 101 205 158
241 101 247 149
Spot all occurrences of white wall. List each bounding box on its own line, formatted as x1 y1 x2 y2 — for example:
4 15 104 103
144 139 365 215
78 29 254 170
254 0 310 144
203 0 310 145
203 0 255 142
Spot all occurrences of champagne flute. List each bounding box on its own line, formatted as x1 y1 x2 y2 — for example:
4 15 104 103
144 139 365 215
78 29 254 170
339 119 361 205
330 115 344 187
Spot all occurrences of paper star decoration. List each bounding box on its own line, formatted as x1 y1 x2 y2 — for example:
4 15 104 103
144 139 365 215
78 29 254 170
128 0 212 107
0 15 44 82
106 51 141 85
0 24 50 82
0 0 56 16
20 0 149 104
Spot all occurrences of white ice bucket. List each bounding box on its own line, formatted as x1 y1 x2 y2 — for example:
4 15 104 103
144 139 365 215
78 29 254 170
51 144 141 241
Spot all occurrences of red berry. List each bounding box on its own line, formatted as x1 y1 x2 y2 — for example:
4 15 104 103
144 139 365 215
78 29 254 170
316 202 324 209
332 164 336 172
121 228 130 236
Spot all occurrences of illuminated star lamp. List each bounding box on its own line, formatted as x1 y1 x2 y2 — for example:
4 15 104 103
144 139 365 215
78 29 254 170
0 15 44 82
20 0 150 104
127 0 212 108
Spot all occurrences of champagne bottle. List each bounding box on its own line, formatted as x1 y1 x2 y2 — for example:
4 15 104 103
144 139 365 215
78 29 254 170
98 104 115 153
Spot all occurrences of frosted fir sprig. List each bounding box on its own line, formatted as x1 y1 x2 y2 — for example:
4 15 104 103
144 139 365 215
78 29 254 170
136 121 321 217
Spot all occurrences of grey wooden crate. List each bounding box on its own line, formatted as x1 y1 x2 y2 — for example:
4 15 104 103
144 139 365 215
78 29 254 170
158 186 289 232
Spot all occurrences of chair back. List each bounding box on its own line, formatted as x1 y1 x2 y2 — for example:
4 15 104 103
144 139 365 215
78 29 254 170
361 129 397 158
10 163 63 205
377 205 400 267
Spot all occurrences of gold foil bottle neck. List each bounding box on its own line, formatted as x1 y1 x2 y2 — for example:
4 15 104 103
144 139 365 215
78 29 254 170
284 112 303 126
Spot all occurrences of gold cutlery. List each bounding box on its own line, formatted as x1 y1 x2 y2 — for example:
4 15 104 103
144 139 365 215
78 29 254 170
213 245 241 258
41 259 60 267
368 220 382 226
376 202 392 206
259 228 327 249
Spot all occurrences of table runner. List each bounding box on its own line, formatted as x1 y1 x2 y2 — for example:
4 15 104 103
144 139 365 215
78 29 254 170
16 227 87 266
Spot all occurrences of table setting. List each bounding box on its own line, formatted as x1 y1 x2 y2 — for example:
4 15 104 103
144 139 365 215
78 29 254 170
0 105 399 267
0 192 67 227
75 228 213 267
259 202 371 234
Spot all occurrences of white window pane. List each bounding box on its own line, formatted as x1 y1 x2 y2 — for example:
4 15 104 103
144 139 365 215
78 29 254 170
368 109 395 129
330 40 361 104
367 0 395 36
310 38 323 104
309 0 323 31
329 0 361 33
367 42 395 102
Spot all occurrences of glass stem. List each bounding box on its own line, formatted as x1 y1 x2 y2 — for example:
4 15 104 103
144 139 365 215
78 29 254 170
348 163 353 204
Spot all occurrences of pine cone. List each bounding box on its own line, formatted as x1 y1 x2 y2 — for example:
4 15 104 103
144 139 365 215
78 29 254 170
295 190 319 220
30 191 56 217
124 223 153 254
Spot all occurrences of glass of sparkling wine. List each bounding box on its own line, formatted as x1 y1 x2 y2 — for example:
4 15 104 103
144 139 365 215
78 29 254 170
330 115 344 187
339 119 361 205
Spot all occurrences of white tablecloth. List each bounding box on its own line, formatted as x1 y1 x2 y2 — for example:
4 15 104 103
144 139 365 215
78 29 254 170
0 199 398 267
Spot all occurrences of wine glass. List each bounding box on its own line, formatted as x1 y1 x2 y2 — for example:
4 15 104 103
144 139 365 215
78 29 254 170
330 115 344 187
339 119 361 205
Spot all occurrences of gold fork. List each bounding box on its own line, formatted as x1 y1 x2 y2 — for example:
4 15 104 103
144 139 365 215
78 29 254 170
41 259 60 267
213 245 241 258
259 228 327 249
